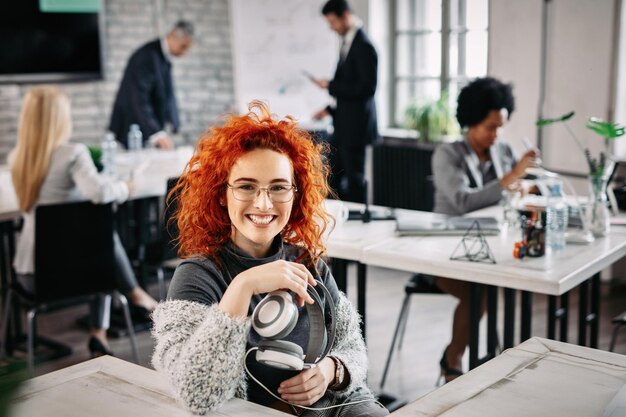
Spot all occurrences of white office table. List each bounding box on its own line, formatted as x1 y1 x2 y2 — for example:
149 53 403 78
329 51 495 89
7 355 284 417
326 205 626 367
389 337 626 417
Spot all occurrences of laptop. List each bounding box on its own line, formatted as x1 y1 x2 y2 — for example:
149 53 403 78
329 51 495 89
395 210 501 236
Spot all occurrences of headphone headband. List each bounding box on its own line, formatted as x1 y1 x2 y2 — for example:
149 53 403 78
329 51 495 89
303 281 336 364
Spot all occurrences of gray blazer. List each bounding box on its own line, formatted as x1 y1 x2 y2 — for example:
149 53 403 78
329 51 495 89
432 138 517 215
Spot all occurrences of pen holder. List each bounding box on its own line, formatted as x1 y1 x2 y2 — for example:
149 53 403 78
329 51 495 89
518 208 546 257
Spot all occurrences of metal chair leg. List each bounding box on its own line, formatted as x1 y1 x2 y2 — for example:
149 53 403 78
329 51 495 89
117 293 139 363
609 323 624 352
397 295 412 350
380 294 411 390
27 308 36 375
0 289 13 359
157 267 166 301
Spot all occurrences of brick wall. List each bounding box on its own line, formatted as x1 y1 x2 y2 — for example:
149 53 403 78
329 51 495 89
0 0 234 162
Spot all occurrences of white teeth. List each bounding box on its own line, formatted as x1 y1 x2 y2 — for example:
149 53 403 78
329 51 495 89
249 215 273 225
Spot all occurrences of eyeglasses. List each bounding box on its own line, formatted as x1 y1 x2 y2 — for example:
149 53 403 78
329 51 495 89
227 183 297 203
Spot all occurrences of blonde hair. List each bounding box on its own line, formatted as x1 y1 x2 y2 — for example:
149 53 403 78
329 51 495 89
11 86 72 212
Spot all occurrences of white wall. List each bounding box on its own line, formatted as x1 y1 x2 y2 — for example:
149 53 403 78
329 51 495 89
488 0 543 157
489 0 621 187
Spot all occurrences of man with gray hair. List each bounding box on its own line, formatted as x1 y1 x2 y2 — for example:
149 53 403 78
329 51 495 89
110 20 194 150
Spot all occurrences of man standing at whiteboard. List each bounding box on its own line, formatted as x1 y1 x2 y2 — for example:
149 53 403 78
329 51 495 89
311 0 378 203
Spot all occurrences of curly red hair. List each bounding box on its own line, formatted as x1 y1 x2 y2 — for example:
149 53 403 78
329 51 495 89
171 101 333 267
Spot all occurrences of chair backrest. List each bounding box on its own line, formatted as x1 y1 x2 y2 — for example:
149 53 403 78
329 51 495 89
34 201 116 304
163 177 180 259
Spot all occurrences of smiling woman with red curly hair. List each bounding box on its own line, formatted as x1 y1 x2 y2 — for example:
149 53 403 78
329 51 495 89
175 100 332 266
151 101 387 417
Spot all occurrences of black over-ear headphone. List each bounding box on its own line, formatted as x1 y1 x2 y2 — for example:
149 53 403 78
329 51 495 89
251 280 336 371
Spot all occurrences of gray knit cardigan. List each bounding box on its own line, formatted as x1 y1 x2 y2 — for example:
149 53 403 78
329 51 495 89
151 292 368 415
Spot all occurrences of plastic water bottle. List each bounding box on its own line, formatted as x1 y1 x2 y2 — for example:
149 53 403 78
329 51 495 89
546 179 568 251
127 124 143 152
101 132 118 177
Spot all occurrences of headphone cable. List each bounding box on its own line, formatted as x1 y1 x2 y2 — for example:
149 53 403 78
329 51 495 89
243 348 384 412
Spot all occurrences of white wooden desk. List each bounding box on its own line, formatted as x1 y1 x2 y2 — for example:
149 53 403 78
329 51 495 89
327 206 626 367
7 355 284 417
389 337 626 417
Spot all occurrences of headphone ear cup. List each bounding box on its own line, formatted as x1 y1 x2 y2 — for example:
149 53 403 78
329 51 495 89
256 340 304 370
252 291 298 339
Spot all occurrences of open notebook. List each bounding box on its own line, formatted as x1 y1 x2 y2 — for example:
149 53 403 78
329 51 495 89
395 210 500 236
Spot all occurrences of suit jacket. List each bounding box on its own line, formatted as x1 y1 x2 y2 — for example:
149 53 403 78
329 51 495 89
432 138 517 216
12 143 128 274
326 28 378 148
109 39 179 147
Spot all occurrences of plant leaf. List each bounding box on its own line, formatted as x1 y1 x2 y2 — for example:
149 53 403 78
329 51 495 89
536 111 575 127
585 118 626 139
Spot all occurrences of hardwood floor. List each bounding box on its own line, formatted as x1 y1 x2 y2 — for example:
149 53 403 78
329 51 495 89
4 264 626 407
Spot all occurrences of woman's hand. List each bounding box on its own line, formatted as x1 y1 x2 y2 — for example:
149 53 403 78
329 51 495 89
219 260 316 318
277 357 335 406
500 150 538 189
237 260 317 307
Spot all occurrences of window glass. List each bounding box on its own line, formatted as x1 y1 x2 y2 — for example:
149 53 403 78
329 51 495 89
391 0 488 127
466 31 488 77
467 0 489 29
396 33 442 77
397 0 442 31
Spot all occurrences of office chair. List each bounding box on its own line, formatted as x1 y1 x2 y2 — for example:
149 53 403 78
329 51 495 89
609 311 626 352
0 201 139 373
379 273 444 390
140 177 182 299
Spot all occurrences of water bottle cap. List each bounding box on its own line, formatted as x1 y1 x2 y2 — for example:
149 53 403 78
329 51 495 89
130 124 139 131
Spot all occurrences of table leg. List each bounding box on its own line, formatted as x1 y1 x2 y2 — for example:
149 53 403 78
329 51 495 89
487 285 498 358
547 295 557 340
578 280 589 346
577 273 600 348
330 258 348 294
357 262 367 343
469 282 481 369
503 288 516 349
521 291 532 341
590 273 600 348
560 293 569 342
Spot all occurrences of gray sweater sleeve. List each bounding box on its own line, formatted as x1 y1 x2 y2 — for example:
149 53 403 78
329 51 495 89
432 142 503 215
151 300 251 414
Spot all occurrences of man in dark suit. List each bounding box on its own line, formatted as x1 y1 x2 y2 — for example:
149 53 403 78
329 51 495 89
312 0 378 203
109 21 194 150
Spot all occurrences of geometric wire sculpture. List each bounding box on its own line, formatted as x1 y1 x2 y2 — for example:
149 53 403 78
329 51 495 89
449 219 497 264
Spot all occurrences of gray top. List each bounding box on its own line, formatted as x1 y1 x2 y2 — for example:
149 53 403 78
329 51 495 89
153 237 371 413
432 137 517 215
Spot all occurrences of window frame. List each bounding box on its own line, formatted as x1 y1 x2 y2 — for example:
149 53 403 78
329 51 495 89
388 0 489 127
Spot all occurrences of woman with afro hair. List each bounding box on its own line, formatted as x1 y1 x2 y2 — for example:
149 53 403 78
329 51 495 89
431 77 537 383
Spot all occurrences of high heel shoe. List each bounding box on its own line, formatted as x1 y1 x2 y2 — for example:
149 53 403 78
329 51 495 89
438 349 463 385
88 336 114 358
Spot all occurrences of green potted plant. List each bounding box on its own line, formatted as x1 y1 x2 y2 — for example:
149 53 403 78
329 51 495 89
404 91 459 143
536 111 625 236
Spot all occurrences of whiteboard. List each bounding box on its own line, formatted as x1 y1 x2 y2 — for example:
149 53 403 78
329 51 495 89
230 0 337 127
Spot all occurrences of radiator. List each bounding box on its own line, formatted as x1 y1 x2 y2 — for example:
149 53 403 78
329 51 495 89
372 140 435 211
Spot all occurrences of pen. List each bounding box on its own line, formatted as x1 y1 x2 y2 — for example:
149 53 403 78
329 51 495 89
522 136 533 150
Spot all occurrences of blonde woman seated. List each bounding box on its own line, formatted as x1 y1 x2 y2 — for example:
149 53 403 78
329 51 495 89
9 86 158 357
151 101 387 416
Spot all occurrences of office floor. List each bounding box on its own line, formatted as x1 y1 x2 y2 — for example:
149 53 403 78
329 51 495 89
7 265 626 406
